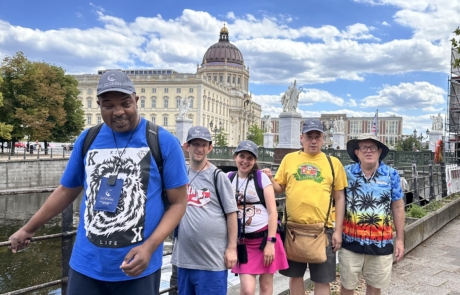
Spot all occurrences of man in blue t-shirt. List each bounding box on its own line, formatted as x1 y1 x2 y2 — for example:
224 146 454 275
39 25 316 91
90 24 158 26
8 70 188 295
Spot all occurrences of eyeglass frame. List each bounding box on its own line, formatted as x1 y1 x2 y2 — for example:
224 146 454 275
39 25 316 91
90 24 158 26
357 145 379 152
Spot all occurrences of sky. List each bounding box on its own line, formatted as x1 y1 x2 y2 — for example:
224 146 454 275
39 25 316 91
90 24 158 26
0 0 459 136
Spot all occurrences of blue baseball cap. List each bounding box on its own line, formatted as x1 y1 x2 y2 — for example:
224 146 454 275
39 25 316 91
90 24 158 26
186 126 212 142
97 70 136 96
302 118 323 134
234 140 259 158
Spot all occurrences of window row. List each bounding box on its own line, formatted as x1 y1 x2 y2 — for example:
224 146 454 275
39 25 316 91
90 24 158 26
85 88 194 95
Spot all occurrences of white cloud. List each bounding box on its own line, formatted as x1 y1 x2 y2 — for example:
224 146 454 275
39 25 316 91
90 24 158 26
89 2 105 13
382 21 390 26
0 8 453 85
226 12 236 20
360 81 446 110
300 89 345 106
349 99 358 107
75 12 83 18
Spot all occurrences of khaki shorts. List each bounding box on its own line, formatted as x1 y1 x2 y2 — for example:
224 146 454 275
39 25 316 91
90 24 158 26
338 248 393 290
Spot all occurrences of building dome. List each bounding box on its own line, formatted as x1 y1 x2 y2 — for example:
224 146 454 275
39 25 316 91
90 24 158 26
202 26 244 66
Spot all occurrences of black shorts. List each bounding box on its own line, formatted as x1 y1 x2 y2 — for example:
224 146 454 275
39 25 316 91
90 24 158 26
279 228 336 284
67 267 161 295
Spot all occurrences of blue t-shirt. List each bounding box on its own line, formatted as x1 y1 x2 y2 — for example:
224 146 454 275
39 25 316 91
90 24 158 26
61 118 188 281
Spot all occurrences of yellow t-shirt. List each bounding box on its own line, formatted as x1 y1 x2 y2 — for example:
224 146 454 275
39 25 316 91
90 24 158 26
275 151 347 227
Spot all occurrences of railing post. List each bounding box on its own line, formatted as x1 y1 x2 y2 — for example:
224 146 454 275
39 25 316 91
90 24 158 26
169 237 178 295
440 161 448 198
23 147 26 160
412 163 420 205
50 148 53 159
61 204 73 295
428 160 435 201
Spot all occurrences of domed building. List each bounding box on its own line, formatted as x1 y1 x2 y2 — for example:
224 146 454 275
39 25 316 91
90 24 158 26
74 25 261 147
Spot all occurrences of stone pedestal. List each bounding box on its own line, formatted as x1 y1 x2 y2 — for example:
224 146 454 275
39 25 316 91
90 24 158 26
332 132 345 150
429 130 443 152
277 112 302 149
175 118 193 145
263 133 274 148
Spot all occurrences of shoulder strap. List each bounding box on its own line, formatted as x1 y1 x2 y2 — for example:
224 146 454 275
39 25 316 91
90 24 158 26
145 121 168 210
325 155 335 226
228 171 236 181
253 170 266 207
82 124 103 158
214 169 227 220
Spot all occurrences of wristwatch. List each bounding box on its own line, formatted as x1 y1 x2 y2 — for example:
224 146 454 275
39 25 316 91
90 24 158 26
267 236 276 243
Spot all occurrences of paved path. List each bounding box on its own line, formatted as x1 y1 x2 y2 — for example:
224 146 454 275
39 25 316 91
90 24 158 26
385 216 460 295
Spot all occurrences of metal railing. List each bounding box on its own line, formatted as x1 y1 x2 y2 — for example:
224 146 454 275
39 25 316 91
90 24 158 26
0 189 176 295
0 148 72 160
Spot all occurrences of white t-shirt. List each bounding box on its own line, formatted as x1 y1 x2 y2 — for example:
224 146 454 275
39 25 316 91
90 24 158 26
228 171 272 233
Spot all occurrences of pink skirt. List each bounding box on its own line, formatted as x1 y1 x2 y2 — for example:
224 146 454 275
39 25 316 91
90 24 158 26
231 232 288 275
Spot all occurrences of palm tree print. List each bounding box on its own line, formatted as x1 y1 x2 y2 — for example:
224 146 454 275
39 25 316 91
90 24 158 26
357 212 382 243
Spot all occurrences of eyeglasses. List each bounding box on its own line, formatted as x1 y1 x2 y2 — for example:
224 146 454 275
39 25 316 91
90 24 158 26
303 135 323 142
358 146 379 152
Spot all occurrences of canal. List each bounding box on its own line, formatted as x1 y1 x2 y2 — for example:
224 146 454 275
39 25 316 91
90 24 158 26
0 192 82 294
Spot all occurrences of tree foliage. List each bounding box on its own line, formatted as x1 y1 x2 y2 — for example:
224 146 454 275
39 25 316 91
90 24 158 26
395 136 420 151
215 129 228 147
0 52 84 147
451 27 460 69
247 124 263 146
0 74 14 140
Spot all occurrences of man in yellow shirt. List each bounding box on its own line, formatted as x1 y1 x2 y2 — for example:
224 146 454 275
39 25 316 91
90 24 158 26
265 118 346 295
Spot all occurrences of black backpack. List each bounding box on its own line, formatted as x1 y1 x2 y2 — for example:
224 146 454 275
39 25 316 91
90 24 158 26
81 121 169 209
228 170 266 207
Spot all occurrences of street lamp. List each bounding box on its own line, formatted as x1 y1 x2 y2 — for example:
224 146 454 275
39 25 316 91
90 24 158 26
414 129 429 150
209 120 223 146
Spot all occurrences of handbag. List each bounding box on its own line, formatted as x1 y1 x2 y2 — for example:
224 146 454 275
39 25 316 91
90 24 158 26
283 155 335 264
285 222 329 263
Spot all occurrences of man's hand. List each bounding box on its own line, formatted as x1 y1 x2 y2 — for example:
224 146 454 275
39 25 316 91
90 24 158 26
120 244 154 277
224 247 237 269
394 239 405 262
331 230 342 253
9 229 34 253
261 168 273 179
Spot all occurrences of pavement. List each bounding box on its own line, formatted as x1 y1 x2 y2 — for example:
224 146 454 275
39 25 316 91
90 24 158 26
231 216 460 295
384 216 460 295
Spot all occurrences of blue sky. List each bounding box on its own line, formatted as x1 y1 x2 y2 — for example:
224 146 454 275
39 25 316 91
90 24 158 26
1 0 458 135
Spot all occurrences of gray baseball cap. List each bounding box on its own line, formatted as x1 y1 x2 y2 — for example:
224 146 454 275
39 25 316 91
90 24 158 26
186 126 212 142
302 118 323 133
234 140 258 158
97 70 136 96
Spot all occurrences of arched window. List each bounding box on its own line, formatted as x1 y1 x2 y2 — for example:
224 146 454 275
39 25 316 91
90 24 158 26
151 97 157 108
164 97 169 108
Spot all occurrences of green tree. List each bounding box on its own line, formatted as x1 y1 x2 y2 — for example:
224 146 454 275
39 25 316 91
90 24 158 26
395 136 420 151
451 27 460 69
0 74 14 142
247 123 263 146
215 129 228 147
0 52 84 151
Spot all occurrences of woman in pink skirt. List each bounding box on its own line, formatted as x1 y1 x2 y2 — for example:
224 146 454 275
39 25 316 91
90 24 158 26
228 140 288 295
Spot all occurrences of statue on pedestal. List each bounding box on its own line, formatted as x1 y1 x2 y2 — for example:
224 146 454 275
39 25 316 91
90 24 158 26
281 80 303 112
263 115 273 133
430 113 443 131
178 97 190 119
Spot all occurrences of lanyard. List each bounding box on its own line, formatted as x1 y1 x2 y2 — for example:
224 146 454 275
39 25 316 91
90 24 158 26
236 175 251 238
